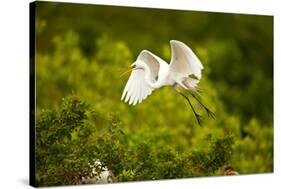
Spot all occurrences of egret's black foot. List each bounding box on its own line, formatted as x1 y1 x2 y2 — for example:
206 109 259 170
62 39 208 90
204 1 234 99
195 113 202 126
205 108 215 119
187 90 215 120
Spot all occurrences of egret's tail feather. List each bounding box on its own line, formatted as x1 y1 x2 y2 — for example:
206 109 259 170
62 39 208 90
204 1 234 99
193 86 203 96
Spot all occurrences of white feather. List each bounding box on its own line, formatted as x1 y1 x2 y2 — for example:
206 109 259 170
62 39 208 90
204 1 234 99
121 40 203 105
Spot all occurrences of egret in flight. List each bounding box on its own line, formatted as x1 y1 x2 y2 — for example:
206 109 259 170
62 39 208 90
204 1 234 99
121 40 214 125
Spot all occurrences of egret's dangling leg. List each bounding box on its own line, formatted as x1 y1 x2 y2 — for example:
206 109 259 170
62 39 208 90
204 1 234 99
173 86 202 126
187 90 215 119
180 80 215 119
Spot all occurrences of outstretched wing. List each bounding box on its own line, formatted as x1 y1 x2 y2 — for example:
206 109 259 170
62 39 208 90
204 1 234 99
169 40 203 82
121 50 160 105
121 68 153 106
138 50 160 81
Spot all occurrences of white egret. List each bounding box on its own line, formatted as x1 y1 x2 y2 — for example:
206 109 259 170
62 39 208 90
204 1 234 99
121 40 214 125
81 160 114 184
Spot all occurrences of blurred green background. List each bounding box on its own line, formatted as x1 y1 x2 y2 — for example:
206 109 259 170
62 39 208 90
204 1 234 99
34 1 273 186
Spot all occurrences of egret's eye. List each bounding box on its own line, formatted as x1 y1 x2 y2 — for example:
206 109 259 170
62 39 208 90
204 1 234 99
130 64 136 69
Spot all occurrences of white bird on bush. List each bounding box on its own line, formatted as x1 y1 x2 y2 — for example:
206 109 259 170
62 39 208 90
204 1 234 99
121 40 214 125
81 160 114 184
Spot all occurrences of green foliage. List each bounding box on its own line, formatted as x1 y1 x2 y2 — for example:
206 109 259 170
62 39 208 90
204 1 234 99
36 96 94 186
34 2 273 186
36 97 234 186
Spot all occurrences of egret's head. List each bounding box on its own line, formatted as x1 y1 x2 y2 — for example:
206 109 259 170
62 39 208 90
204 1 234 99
120 61 146 77
132 60 147 70
120 61 147 78
120 61 139 78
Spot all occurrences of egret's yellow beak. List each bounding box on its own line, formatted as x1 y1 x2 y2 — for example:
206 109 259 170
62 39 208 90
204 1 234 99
120 64 136 78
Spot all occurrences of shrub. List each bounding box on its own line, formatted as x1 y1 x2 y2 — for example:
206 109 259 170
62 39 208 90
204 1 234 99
35 96 235 186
